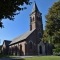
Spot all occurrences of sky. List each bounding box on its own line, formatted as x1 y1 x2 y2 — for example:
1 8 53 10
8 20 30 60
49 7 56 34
0 0 57 45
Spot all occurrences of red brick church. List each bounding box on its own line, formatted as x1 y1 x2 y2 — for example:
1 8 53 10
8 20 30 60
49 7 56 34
1 2 53 56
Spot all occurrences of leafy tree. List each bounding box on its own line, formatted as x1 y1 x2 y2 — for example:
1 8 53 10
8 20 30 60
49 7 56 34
45 1 60 44
0 0 31 28
42 30 48 42
42 30 52 44
0 45 2 53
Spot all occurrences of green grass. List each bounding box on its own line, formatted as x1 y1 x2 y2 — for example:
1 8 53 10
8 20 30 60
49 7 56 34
0 55 60 60
24 56 60 60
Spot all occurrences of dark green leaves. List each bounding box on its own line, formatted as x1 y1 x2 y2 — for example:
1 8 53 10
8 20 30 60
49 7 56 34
43 1 60 44
46 1 60 36
0 0 31 28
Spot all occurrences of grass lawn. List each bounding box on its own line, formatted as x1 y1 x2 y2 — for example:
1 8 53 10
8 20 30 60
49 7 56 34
24 56 60 60
0 55 60 60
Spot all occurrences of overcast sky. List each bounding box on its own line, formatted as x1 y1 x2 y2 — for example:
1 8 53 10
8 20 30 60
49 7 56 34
0 0 57 45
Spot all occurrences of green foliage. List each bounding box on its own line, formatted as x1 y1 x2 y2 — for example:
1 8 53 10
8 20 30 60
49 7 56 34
46 1 60 36
0 45 2 50
45 1 60 44
42 30 53 43
53 32 60 44
42 30 48 42
53 43 60 56
53 47 60 56
53 48 60 53
0 0 31 28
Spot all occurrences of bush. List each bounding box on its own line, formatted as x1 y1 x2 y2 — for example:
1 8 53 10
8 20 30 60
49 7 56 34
53 48 60 56
54 48 60 53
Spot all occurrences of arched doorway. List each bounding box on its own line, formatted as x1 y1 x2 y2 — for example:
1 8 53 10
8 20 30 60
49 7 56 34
15 46 17 55
39 46 42 54
20 44 23 55
38 41 45 55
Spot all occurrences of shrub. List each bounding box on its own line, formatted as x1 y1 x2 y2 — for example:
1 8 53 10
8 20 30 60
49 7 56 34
53 48 60 56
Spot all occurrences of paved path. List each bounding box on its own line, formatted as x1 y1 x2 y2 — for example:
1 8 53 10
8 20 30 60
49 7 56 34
0 56 33 60
0 58 13 60
10 56 33 59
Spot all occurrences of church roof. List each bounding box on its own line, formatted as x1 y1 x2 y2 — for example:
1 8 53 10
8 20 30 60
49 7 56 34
32 2 39 13
10 29 35 45
3 40 11 46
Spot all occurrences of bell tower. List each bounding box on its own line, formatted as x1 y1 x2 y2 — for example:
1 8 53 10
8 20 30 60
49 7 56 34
30 2 43 38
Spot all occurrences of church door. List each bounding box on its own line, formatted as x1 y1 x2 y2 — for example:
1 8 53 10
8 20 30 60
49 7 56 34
39 46 42 54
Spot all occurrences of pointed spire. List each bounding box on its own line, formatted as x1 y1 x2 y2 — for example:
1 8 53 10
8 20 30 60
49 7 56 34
32 1 39 13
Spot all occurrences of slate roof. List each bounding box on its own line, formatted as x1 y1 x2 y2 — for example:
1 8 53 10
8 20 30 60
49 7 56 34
10 29 35 45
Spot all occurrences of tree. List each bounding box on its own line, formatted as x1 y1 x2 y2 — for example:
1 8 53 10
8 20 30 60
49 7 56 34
0 45 2 53
42 30 48 42
45 1 60 44
0 0 31 28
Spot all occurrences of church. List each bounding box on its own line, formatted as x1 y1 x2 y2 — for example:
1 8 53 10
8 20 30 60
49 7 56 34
1 2 53 56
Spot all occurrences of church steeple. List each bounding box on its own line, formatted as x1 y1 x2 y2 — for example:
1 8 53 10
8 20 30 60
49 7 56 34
32 2 39 13
30 2 43 40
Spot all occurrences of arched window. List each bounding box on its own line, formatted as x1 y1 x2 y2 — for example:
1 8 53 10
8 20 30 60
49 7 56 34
33 17 34 21
37 16 40 21
30 25 32 30
30 17 32 22
29 41 33 49
15 46 18 55
20 44 23 55
25 43 27 54
20 44 22 50
38 32 41 38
